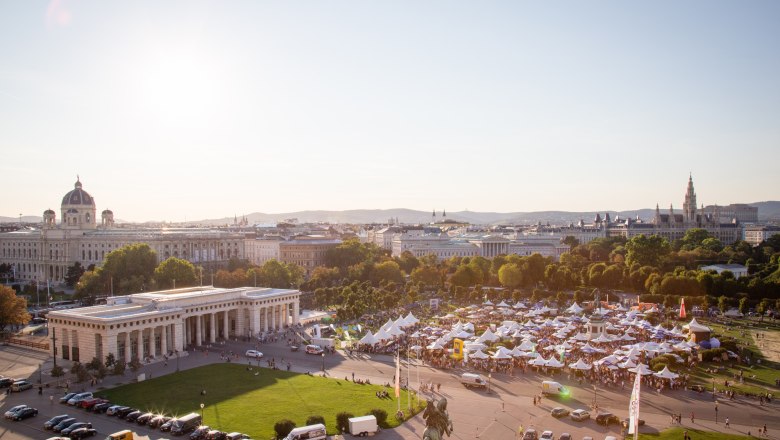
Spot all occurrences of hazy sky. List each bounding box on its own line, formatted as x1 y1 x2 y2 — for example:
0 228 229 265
1 1 779 222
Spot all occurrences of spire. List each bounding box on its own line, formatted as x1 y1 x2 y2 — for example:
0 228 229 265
432 209 436 218
443 209 446 218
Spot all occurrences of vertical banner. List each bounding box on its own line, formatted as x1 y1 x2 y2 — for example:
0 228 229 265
395 353 401 398
452 338 464 360
679 297 686 319
628 368 641 438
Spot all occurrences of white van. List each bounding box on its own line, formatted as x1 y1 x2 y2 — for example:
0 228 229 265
460 373 487 389
305 345 324 355
284 423 327 440
541 381 570 396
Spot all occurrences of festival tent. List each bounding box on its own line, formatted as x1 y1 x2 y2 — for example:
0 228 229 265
465 342 487 351
394 317 409 328
618 358 637 369
620 334 636 342
382 318 394 330
514 302 527 309
497 300 510 308
546 357 565 368
614 303 628 312
385 325 405 337
359 331 378 345
374 327 392 341
470 349 489 359
510 346 526 357
566 303 584 314
462 322 475 332
630 364 654 375
427 341 445 350
517 340 536 351
410 331 421 338
492 350 512 360
709 338 721 348
477 329 500 343
454 330 473 339
673 342 692 352
592 333 613 344
569 358 593 370
580 343 603 354
530 356 549 366
724 309 743 318
572 332 590 341
518 351 539 359
483 300 494 306
654 366 679 380
595 354 620 366
404 312 420 325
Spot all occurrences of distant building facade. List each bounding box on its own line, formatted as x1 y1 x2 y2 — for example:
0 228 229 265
743 225 780 246
700 264 748 279
0 179 245 285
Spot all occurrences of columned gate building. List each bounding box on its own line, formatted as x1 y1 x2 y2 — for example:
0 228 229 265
47 286 300 363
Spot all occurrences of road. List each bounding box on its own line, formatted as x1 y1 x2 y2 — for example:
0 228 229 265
0 337 778 440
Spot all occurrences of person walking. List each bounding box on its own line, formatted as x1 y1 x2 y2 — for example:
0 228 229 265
725 417 730 428
690 412 695 424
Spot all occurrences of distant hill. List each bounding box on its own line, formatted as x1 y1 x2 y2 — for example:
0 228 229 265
3 201 778 226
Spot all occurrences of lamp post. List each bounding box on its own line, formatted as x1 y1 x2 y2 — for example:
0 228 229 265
200 403 205 423
488 372 492 393
593 384 598 411
175 350 180 372
38 363 42 384
321 352 325 372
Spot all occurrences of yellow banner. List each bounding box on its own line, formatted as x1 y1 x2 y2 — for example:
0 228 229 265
452 338 464 360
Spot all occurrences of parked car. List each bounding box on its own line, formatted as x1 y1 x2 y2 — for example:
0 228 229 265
4 405 29 419
541 431 554 440
80 398 108 410
225 433 251 440
106 405 128 416
559 434 572 440
149 415 172 428
551 407 570 418
570 409 590 422
60 393 78 404
190 425 212 440
137 412 156 424
0 378 15 388
93 402 113 413
11 380 33 392
206 429 226 440
70 427 98 439
596 413 620 426
53 417 78 432
523 429 538 440
125 410 143 422
62 422 93 436
160 418 176 432
116 407 137 419
68 392 94 406
11 407 38 421
45 414 71 429
245 350 263 358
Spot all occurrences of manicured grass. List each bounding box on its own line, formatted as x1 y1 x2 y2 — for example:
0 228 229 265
98 364 420 439
640 427 751 440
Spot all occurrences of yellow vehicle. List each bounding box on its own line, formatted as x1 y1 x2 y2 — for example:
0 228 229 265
106 430 133 440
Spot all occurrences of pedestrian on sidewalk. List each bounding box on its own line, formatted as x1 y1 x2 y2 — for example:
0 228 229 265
690 412 695 424
726 417 730 428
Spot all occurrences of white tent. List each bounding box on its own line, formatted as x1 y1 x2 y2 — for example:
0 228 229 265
592 333 613 344
404 312 420 324
374 327 391 340
359 331 377 345
477 329 500 343
530 356 549 366
630 364 654 375
654 366 679 380
618 358 637 369
683 318 711 333
566 302 584 314
462 322 475 332
382 318 394 330
492 350 512 360
545 357 565 368
427 341 445 350
470 349 489 359
385 325 405 337
724 309 743 318
569 358 592 370
517 340 536 351
465 342 487 351
497 300 510 308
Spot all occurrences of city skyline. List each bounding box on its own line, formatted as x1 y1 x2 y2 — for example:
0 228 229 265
2 1 779 222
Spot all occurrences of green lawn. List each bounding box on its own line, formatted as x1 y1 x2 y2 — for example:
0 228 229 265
98 364 420 439
640 428 751 440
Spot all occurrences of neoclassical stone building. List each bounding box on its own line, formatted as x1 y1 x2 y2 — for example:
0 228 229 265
46 286 300 363
0 178 245 284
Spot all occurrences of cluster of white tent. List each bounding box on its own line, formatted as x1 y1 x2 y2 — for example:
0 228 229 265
358 312 419 345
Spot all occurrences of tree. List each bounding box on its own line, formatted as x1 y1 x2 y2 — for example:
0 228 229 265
411 265 442 288
306 415 325 426
274 419 297 439
370 261 403 286
259 259 303 288
102 243 158 293
738 297 748 315
498 264 523 289
0 285 31 333
395 251 420 274
718 295 729 313
154 257 198 289
64 262 86 288
450 265 481 288
336 412 354 434
625 235 671 268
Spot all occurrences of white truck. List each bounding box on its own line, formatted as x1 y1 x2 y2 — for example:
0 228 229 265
541 380 570 397
311 337 335 348
460 373 487 389
348 415 378 436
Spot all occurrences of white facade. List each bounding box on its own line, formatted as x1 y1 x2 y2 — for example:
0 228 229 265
700 264 749 279
244 238 282 265
47 286 300 363
743 225 780 246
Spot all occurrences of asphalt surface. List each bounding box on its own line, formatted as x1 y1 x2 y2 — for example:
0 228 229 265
1 334 778 440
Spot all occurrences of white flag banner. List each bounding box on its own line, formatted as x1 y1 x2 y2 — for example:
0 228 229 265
628 369 641 437
395 353 401 398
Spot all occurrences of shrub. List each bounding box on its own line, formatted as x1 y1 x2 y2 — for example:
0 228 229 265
336 411 354 433
370 408 389 428
306 415 325 426
700 348 727 362
274 419 296 439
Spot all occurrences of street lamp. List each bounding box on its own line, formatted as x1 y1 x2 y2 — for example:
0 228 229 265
488 372 492 393
175 350 180 372
321 352 325 372
200 403 205 423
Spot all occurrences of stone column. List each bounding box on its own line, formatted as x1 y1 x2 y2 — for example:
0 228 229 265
185 318 191 346
195 315 202 346
250 307 259 337
136 329 143 360
161 324 168 356
174 321 184 352
209 313 216 343
263 307 269 332
270 306 276 331
236 308 245 337
223 311 230 339
293 302 300 325
124 332 131 361
104 332 117 362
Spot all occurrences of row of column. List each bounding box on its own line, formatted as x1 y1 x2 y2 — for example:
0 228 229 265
185 310 231 346
247 302 299 337
118 322 181 361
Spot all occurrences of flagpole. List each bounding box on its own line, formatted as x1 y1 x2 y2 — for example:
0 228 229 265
407 346 411 413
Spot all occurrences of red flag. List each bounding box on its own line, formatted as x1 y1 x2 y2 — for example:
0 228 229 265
395 354 401 398
679 297 686 319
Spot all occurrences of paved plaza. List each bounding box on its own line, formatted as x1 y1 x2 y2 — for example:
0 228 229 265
1 331 778 440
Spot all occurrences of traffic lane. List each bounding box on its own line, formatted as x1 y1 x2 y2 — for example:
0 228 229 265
0 345 49 382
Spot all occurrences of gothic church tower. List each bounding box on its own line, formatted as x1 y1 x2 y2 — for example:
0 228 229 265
683 174 697 225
